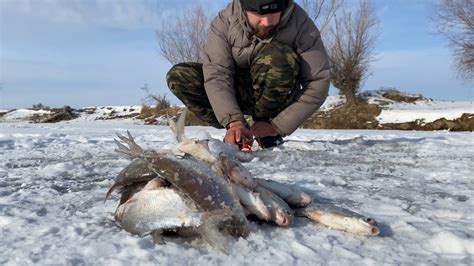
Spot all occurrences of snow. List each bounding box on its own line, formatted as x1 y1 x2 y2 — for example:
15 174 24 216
1 98 472 127
1 120 473 265
376 100 474 124
318 95 346 111
0 109 52 122
75 106 142 121
304 95 474 125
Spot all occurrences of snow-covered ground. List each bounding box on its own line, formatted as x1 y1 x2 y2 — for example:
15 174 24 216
0 106 142 123
0 120 473 265
375 100 473 124
320 95 474 124
1 96 472 127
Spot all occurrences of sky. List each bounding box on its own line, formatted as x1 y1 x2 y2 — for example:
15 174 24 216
0 0 472 109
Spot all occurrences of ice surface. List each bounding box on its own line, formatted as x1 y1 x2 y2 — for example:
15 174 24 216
0 121 473 265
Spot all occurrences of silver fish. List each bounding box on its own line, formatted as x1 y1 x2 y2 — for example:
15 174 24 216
105 158 160 201
295 203 380 236
254 186 294 227
170 109 253 163
207 138 254 163
115 178 203 236
254 178 312 207
232 183 271 221
219 154 258 190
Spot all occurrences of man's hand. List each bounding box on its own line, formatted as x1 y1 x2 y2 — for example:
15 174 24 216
250 121 278 138
224 121 252 145
251 121 283 148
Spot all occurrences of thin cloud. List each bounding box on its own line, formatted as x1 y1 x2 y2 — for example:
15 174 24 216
2 0 162 29
2 0 227 29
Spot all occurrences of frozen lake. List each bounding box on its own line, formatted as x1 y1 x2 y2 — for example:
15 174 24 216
0 121 473 265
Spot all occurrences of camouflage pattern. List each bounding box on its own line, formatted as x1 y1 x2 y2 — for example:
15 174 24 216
166 41 299 128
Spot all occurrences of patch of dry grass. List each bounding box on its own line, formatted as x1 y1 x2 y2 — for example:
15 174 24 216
302 100 382 129
139 105 208 126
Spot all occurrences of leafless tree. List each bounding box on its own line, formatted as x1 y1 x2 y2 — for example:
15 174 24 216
300 0 344 35
433 0 474 81
327 0 380 105
156 5 210 65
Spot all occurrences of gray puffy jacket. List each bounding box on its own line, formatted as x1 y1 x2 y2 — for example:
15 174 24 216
203 0 330 136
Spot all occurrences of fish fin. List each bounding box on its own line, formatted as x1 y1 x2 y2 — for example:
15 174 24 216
167 114 178 141
104 184 117 202
175 109 187 142
151 230 166 245
168 109 187 143
197 209 234 254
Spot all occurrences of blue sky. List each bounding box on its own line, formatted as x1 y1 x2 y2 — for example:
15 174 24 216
1 0 472 109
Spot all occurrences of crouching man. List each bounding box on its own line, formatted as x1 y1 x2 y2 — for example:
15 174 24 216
167 0 330 148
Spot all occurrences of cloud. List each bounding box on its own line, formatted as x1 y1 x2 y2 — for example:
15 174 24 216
2 0 161 29
2 0 227 30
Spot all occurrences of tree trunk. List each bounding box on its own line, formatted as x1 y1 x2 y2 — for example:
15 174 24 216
343 90 357 107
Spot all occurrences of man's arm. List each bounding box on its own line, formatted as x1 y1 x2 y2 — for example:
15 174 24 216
203 12 245 128
271 13 331 136
203 11 252 145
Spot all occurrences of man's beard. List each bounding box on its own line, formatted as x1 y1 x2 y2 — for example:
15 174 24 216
251 24 277 39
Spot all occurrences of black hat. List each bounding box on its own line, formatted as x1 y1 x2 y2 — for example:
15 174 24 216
240 0 287 15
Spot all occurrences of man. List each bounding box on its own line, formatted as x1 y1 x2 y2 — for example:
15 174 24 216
167 0 330 148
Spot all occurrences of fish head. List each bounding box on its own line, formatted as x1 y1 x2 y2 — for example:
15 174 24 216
176 139 217 164
274 209 294 227
357 217 380 236
207 139 254 162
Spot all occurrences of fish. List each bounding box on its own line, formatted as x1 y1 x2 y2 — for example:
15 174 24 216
114 131 249 238
105 158 161 201
115 178 203 236
254 178 312 207
295 203 380 236
232 183 271 221
254 186 294 227
109 108 381 250
218 154 258 190
207 138 254 163
170 109 253 163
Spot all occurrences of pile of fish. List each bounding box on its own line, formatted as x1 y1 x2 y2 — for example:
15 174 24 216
106 110 380 250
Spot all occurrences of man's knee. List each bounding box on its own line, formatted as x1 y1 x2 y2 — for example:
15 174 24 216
166 62 204 93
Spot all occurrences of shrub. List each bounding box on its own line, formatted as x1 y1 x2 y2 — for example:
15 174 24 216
32 103 50 110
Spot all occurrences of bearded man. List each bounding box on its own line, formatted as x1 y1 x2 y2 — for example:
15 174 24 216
167 0 330 149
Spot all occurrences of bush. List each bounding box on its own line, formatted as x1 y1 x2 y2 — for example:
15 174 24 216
32 103 50 110
141 84 171 110
378 87 424 103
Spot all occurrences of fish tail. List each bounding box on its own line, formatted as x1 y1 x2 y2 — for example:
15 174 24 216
197 209 234 254
114 131 146 159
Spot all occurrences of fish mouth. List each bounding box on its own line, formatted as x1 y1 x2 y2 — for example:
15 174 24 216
275 210 293 227
360 217 380 236
370 226 380 236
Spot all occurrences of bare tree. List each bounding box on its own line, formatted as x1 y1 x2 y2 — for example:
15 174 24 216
300 0 344 35
433 0 474 81
327 0 379 105
156 5 210 65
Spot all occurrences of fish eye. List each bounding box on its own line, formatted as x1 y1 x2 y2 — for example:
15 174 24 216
364 217 376 225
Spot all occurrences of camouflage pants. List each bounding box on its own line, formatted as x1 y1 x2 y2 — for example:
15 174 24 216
166 41 300 128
